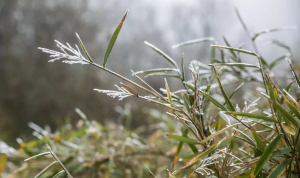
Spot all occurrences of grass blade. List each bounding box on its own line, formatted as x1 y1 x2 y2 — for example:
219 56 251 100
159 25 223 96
212 66 235 111
199 90 227 111
166 134 199 144
222 36 237 58
75 33 94 63
145 41 177 67
200 123 239 144
0 154 7 174
287 58 300 89
252 26 297 41
52 170 65 178
225 112 277 123
254 134 283 176
34 161 57 178
172 37 214 48
269 55 286 69
267 159 291 178
103 10 128 67
24 152 51 162
251 127 265 152
134 68 177 75
211 45 256 56
211 63 259 68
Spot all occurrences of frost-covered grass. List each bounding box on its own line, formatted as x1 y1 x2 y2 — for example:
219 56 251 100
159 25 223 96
2 8 300 178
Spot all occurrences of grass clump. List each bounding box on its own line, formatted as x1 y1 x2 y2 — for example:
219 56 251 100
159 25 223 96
2 8 300 178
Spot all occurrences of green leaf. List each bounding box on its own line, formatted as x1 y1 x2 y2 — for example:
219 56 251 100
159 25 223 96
211 45 256 56
103 10 128 67
134 68 178 75
252 26 297 41
287 58 300 89
75 33 94 63
269 55 286 69
181 54 185 81
145 73 180 78
254 134 283 177
52 170 65 178
211 63 259 68
267 159 291 178
225 112 277 123
222 36 237 58
24 152 51 162
212 66 235 111
199 90 228 111
272 147 292 158
166 134 199 144
181 91 191 113
233 128 256 147
268 39 290 51
200 123 239 144
251 128 265 152
172 37 214 48
34 161 58 178
145 41 177 67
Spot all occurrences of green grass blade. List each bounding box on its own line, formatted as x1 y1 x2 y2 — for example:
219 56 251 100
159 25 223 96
103 10 128 67
34 161 57 178
268 39 290 51
269 55 286 69
24 152 50 162
252 26 297 41
267 159 291 178
211 63 259 68
52 170 65 178
75 33 94 63
211 45 256 56
212 66 235 111
287 58 300 89
222 36 237 58
134 68 178 75
172 37 214 48
166 134 199 144
251 128 265 152
254 134 283 177
225 112 277 123
145 41 177 67
181 54 185 81
199 90 227 111
200 123 239 144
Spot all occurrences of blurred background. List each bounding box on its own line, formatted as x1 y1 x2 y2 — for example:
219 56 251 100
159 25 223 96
1 0 300 146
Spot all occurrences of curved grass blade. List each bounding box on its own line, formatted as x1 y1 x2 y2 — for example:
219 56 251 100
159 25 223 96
34 161 57 178
211 45 256 56
224 112 277 123
145 73 180 78
172 37 214 48
200 123 239 144
75 33 93 63
166 134 199 144
251 127 265 152
134 68 177 75
173 136 232 175
267 158 291 178
282 124 296 136
181 53 185 81
211 63 258 68
222 36 237 58
144 41 177 67
269 55 286 69
233 128 256 147
268 39 290 51
252 26 297 41
24 152 50 162
286 58 300 89
103 10 128 67
272 147 292 158
212 66 235 111
262 93 299 128
121 83 139 97
52 170 65 178
253 134 283 177
199 90 227 111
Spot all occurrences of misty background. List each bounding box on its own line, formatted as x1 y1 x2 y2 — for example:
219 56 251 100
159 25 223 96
1 0 300 145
